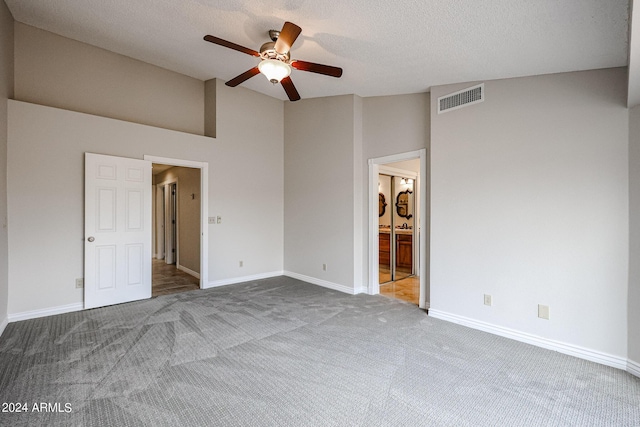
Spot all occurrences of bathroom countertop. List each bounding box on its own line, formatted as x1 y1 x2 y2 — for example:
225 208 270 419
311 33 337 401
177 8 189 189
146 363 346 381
378 228 413 235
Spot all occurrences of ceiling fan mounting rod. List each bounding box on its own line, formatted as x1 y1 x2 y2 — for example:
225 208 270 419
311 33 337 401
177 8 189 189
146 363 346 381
268 30 280 42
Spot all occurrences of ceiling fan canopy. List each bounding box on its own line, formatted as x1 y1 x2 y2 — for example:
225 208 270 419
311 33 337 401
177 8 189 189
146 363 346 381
204 21 342 101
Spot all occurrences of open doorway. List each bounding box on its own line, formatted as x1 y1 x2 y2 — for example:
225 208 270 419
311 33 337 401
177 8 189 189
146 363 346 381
378 160 420 305
151 161 204 297
369 149 428 309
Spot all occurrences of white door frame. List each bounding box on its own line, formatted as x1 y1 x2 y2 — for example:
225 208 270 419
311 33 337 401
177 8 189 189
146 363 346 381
145 155 209 289
368 149 428 309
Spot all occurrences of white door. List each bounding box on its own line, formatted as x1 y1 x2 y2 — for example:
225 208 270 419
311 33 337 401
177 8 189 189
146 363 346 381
84 153 152 309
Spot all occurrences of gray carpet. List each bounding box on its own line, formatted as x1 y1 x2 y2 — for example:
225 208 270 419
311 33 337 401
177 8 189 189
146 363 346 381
0 276 638 426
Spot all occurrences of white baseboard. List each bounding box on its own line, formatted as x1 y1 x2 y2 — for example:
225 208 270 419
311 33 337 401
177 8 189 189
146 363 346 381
0 316 8 338
8 302 84 323
284 271 357 295
628 359 640 378
177 264 200 279
428 309 627 371
205 271 283 289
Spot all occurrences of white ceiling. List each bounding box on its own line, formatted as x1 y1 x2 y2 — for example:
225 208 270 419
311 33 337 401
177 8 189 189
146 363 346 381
4 0 631 101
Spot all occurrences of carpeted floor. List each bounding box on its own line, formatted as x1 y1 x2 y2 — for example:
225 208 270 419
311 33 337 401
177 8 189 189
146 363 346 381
0 276 639 426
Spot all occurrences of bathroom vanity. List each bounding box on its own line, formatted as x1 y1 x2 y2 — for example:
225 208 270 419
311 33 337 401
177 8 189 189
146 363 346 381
379 228 412 272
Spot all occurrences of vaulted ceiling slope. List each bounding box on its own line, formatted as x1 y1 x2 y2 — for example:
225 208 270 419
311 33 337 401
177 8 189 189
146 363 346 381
4 0 631 101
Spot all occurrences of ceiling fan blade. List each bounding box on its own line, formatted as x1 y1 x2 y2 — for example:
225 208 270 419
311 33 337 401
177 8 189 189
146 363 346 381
274 21 302 54
204 35 260 57
226 67 261 87
291 60 343 78
281 77 301 101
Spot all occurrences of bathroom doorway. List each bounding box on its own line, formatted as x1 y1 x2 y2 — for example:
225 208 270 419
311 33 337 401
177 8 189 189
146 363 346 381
368 149 428 309
378 161 419 304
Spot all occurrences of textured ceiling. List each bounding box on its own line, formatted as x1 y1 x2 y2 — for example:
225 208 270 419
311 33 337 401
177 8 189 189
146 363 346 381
4 0 631 101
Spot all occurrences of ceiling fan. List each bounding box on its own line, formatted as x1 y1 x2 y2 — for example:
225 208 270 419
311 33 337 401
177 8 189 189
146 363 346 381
204 21 343 101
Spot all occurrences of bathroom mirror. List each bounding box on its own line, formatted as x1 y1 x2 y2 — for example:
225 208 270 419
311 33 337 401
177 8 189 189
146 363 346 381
379 193 387 217
396 189 413 219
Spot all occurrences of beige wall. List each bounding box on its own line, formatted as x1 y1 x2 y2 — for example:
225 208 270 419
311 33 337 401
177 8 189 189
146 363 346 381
14 23 204 135
284 96 357 290
155 166 201 275
362 94 431 159
0 0 13 329
430 68 629 359
7 79 284 315
362 93 431 295
283 93 430 293
629 105 640 365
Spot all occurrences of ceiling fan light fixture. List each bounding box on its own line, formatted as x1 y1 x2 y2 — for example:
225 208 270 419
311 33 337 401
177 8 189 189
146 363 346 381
258 58 291 84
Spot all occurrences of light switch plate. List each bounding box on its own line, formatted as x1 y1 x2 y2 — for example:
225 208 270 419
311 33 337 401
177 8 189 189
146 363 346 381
538 304 550 320
484 294 492 306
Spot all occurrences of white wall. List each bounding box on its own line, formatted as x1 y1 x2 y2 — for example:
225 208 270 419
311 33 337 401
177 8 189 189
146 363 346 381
629 105 640 366
0 0 13 331
430 68 629 361
7 81 284 315
284 95 358 290
14 23 204 135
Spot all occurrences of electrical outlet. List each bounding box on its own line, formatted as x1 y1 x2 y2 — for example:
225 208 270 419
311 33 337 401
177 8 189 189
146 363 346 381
538 304 550 320
322 264 327 271
239 260 243 267
208 217 216 224
217 216 222 224
75 278 84 289
484 294 492 306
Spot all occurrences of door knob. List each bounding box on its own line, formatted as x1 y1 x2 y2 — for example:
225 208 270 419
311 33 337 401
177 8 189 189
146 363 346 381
87 236 95 242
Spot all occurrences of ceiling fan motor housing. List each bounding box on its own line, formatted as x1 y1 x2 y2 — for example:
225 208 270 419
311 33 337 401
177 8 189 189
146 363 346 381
259 41 290 62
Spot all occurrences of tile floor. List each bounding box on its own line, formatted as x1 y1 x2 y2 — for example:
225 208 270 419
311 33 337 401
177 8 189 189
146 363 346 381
379 273 420 306
152 258 200 297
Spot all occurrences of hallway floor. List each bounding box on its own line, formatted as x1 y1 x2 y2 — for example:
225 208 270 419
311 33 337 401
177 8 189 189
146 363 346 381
152 258 199 297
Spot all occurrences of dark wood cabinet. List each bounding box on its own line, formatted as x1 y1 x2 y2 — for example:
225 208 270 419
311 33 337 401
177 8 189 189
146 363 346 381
379 233 390 267
396 234 412 272
379 232 412 272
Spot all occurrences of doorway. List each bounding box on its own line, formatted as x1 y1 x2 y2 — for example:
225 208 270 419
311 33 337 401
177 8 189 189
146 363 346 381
378 162 419 305
152 163 202 297
368 149 428 309
84 153 209 310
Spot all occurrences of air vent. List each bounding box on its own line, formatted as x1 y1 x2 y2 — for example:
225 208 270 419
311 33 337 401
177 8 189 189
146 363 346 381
437 83 484 114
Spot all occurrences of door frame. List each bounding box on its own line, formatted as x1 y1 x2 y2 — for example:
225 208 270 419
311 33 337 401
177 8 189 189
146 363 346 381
145 155 209 289
368 149 428 309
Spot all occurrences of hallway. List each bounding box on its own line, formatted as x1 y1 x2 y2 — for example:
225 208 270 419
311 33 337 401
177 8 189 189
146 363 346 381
152 258 199 297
